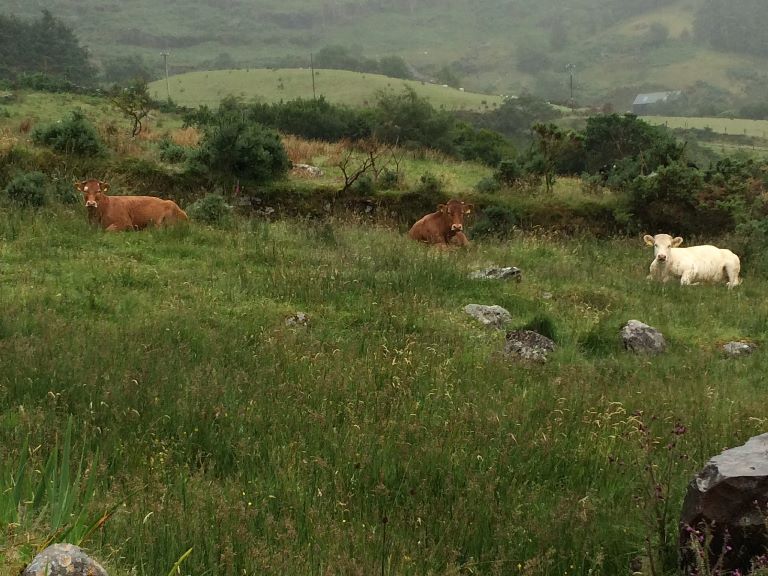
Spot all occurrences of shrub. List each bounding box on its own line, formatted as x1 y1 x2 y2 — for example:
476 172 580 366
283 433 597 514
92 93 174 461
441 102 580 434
186 193 232 226
495 158 523 186
452 124 513 166
474 176 501 194
158 138 188 164
4 171 48 207
626 162 722 235
414 172 443 196
351 174 375 196
52 178 79 204
189 113 290 185
469 204 517 238
378 168 401 190
31 109 104 156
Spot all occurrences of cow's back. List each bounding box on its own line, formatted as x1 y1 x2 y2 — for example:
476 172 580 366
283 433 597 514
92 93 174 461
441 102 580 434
120 195 185 228
672 245 739 281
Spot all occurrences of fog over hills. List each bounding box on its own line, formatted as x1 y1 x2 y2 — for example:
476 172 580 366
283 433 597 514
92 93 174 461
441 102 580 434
5 0 768 106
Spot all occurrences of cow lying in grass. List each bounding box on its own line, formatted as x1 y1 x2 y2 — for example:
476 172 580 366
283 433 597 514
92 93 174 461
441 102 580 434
643 233 741 288
408 200 473 247
75 179 188 231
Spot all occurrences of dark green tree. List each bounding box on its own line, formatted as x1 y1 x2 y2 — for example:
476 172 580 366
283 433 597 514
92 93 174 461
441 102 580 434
0 11 96 83
582 114 683 173
372 86 456 153
188 101 290 186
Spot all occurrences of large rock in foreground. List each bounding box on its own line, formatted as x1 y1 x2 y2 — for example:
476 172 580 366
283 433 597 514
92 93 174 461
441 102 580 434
23 543 108 576
680 433 768 574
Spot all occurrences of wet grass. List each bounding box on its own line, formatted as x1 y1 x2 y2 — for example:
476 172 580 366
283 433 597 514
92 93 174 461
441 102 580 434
1 206 766 575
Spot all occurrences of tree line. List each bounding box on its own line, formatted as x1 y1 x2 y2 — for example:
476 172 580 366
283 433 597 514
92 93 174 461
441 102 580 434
0 10 96 84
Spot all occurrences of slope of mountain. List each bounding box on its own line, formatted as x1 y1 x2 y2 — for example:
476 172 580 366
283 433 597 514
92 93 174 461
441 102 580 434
5 0 767 107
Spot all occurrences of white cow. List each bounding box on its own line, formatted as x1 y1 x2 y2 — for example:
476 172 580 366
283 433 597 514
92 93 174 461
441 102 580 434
643 233 741 289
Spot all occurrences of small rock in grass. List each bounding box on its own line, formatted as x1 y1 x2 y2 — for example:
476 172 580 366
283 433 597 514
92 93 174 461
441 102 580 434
464 304 511 329
722 341 756 356
503 330 555 362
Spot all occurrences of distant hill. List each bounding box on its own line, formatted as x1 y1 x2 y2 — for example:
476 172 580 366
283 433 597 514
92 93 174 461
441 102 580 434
148 69 504 111
6 0 768 109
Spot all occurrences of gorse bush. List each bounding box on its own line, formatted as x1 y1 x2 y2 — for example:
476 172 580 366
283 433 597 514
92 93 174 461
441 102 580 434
31 109 104 156
4 171 48 207
414 172 443 196
474 175 501 194
627 162 730 235
469 204 518 238
351 173 375 196
378 168 401 190
188 103 290 185
495 158 523 186
52 177 80 204
158 138 189 164
186 193 232 226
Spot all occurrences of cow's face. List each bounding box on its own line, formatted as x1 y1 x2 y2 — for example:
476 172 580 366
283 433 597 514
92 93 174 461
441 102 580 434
644 233 683 263
438 200 473 232
75 179 109 208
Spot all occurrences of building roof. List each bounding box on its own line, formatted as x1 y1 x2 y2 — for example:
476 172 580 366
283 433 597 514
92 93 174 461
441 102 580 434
632 91 682 106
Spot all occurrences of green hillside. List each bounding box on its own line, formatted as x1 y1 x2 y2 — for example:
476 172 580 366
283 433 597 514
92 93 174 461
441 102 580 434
9 0 768 108
149 68 504 110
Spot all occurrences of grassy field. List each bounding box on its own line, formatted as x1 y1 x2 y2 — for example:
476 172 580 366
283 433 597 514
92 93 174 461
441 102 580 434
1 201 766 575
148 68 504 111
644 115 768 139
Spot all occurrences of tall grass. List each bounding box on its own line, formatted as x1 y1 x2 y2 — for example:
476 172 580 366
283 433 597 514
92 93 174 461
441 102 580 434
1 206 766 575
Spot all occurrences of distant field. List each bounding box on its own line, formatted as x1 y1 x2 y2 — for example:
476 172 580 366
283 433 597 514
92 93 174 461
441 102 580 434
643 115 768 139
148 68 504 111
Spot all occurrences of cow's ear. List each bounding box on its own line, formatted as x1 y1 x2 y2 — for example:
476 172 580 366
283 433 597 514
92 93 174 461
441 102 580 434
437 203 446 213
672 236 684 247
75 180 85 192
463 203 474 214
643 234 654 246
99 181 110 194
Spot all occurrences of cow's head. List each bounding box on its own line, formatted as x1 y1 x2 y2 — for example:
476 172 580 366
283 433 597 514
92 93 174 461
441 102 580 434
644 233 683 263
438 200 473 233
75 179 109 208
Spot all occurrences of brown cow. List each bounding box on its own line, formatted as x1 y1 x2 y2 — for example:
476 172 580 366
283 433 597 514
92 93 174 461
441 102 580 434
408 199 474 247
75 179 188 231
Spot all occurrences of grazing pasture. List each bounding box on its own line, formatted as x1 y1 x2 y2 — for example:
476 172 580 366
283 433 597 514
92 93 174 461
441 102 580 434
148 68 504 110
1 205 766 575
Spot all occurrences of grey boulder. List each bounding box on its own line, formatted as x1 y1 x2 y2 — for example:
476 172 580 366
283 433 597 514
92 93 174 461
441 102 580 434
680 433 768 574
469 266 522 282
23 543 108 576
722 341 756 357
503 330 555 362
620 320 666 354
463 304 511 329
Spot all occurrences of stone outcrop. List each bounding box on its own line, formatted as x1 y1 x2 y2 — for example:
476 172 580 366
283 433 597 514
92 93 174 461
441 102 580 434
23 543 108 576
285 312 310 327
722 341 756 357
680 433 768 574
469 266 522 282
463 304 511 329
620 320 666 354
503 330 555 362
